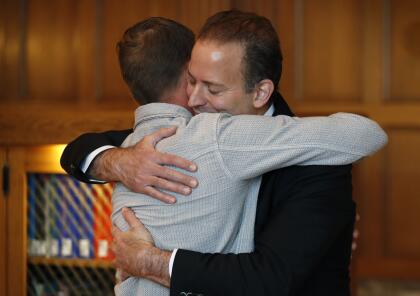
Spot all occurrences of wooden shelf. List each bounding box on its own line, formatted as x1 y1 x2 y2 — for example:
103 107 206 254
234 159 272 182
28 257 114 269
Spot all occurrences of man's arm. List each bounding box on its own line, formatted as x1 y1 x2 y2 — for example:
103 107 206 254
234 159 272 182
60 127 198 203
216 112 387 179
60 129 131 182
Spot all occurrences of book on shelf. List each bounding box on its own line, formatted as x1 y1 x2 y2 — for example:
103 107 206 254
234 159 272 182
27 174 114 261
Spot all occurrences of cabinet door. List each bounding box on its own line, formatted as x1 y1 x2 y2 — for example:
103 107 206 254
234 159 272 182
0 148 7 296
23 146 115 295
7 148 26 296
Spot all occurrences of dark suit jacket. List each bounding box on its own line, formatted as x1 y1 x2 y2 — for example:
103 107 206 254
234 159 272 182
61 92 355 296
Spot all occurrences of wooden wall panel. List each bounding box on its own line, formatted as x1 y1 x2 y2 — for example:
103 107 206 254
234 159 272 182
178 0 231 33
302 0 363 102
74 0 97 105
361 0 385 104
351 142 387 259
26 0 96 103
390 0 420 101
276 0 296 102
0 0 23 101
0 104 133 146
386 129 420 257
351 126 420 281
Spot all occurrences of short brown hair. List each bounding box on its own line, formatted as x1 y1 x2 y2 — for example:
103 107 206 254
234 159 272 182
118 17 195 104
198 10 282 93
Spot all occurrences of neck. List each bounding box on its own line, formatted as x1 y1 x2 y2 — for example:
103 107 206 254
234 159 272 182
254 104 270 115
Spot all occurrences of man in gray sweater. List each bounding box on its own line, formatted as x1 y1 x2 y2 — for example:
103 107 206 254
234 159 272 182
109 17 387 295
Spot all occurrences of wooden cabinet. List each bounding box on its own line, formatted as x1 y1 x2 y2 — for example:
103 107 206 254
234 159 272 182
1 146 115 296
0 148 7 296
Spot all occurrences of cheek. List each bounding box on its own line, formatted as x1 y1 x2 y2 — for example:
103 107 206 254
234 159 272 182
186 82 193 97
207 97 226 111
211 94 238 110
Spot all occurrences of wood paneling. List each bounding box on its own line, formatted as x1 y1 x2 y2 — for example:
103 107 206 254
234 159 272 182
26 0 96 102
0 0 23 101
390 0 420 101
178 0 230 33
302 0 363 102
352 147 387 259
0 149 6 296
0 104 132 146
361 0 385 103
356 258 420 280
386 129 420 257
6 148 26 296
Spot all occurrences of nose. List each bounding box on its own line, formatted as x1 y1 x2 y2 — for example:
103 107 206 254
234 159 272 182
188 84 206 109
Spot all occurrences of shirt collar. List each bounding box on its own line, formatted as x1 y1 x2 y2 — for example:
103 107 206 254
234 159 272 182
133 103 193 129
264 104 275 117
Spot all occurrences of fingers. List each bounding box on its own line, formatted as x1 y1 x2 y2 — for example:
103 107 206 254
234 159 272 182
152 176 192 196
159 152 198 173
112 225 122 237
121 207 143 229
353 229 359 239
143 186 177 204
142 127 178 148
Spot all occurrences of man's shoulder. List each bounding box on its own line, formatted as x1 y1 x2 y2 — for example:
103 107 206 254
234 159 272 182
185 113 223 132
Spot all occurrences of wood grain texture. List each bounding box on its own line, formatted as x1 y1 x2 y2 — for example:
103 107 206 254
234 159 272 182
0 149 6 296
0 103 133 146
355 258 420 280
361 0 385 103
6 148 26 296
385 129 420 257
302 0 363 102
26 0 79 101
0 0 23 101
390 0 420 101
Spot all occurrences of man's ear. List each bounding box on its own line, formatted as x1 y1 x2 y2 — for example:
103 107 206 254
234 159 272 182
252 79 274 109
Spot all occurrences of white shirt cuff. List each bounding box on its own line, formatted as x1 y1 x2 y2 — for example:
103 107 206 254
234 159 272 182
169 249 178 278
80 145 115 182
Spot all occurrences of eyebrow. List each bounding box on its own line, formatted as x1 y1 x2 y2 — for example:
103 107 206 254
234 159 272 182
187 69 225 88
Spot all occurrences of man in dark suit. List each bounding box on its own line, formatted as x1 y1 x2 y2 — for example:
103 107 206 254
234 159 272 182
61 10 357 295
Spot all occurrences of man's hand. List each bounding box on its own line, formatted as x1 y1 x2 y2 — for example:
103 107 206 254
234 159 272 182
111 208 171 287
352 213 360 252
90 127 198 203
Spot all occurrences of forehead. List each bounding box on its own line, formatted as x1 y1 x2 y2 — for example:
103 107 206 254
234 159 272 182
189 40 245 79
